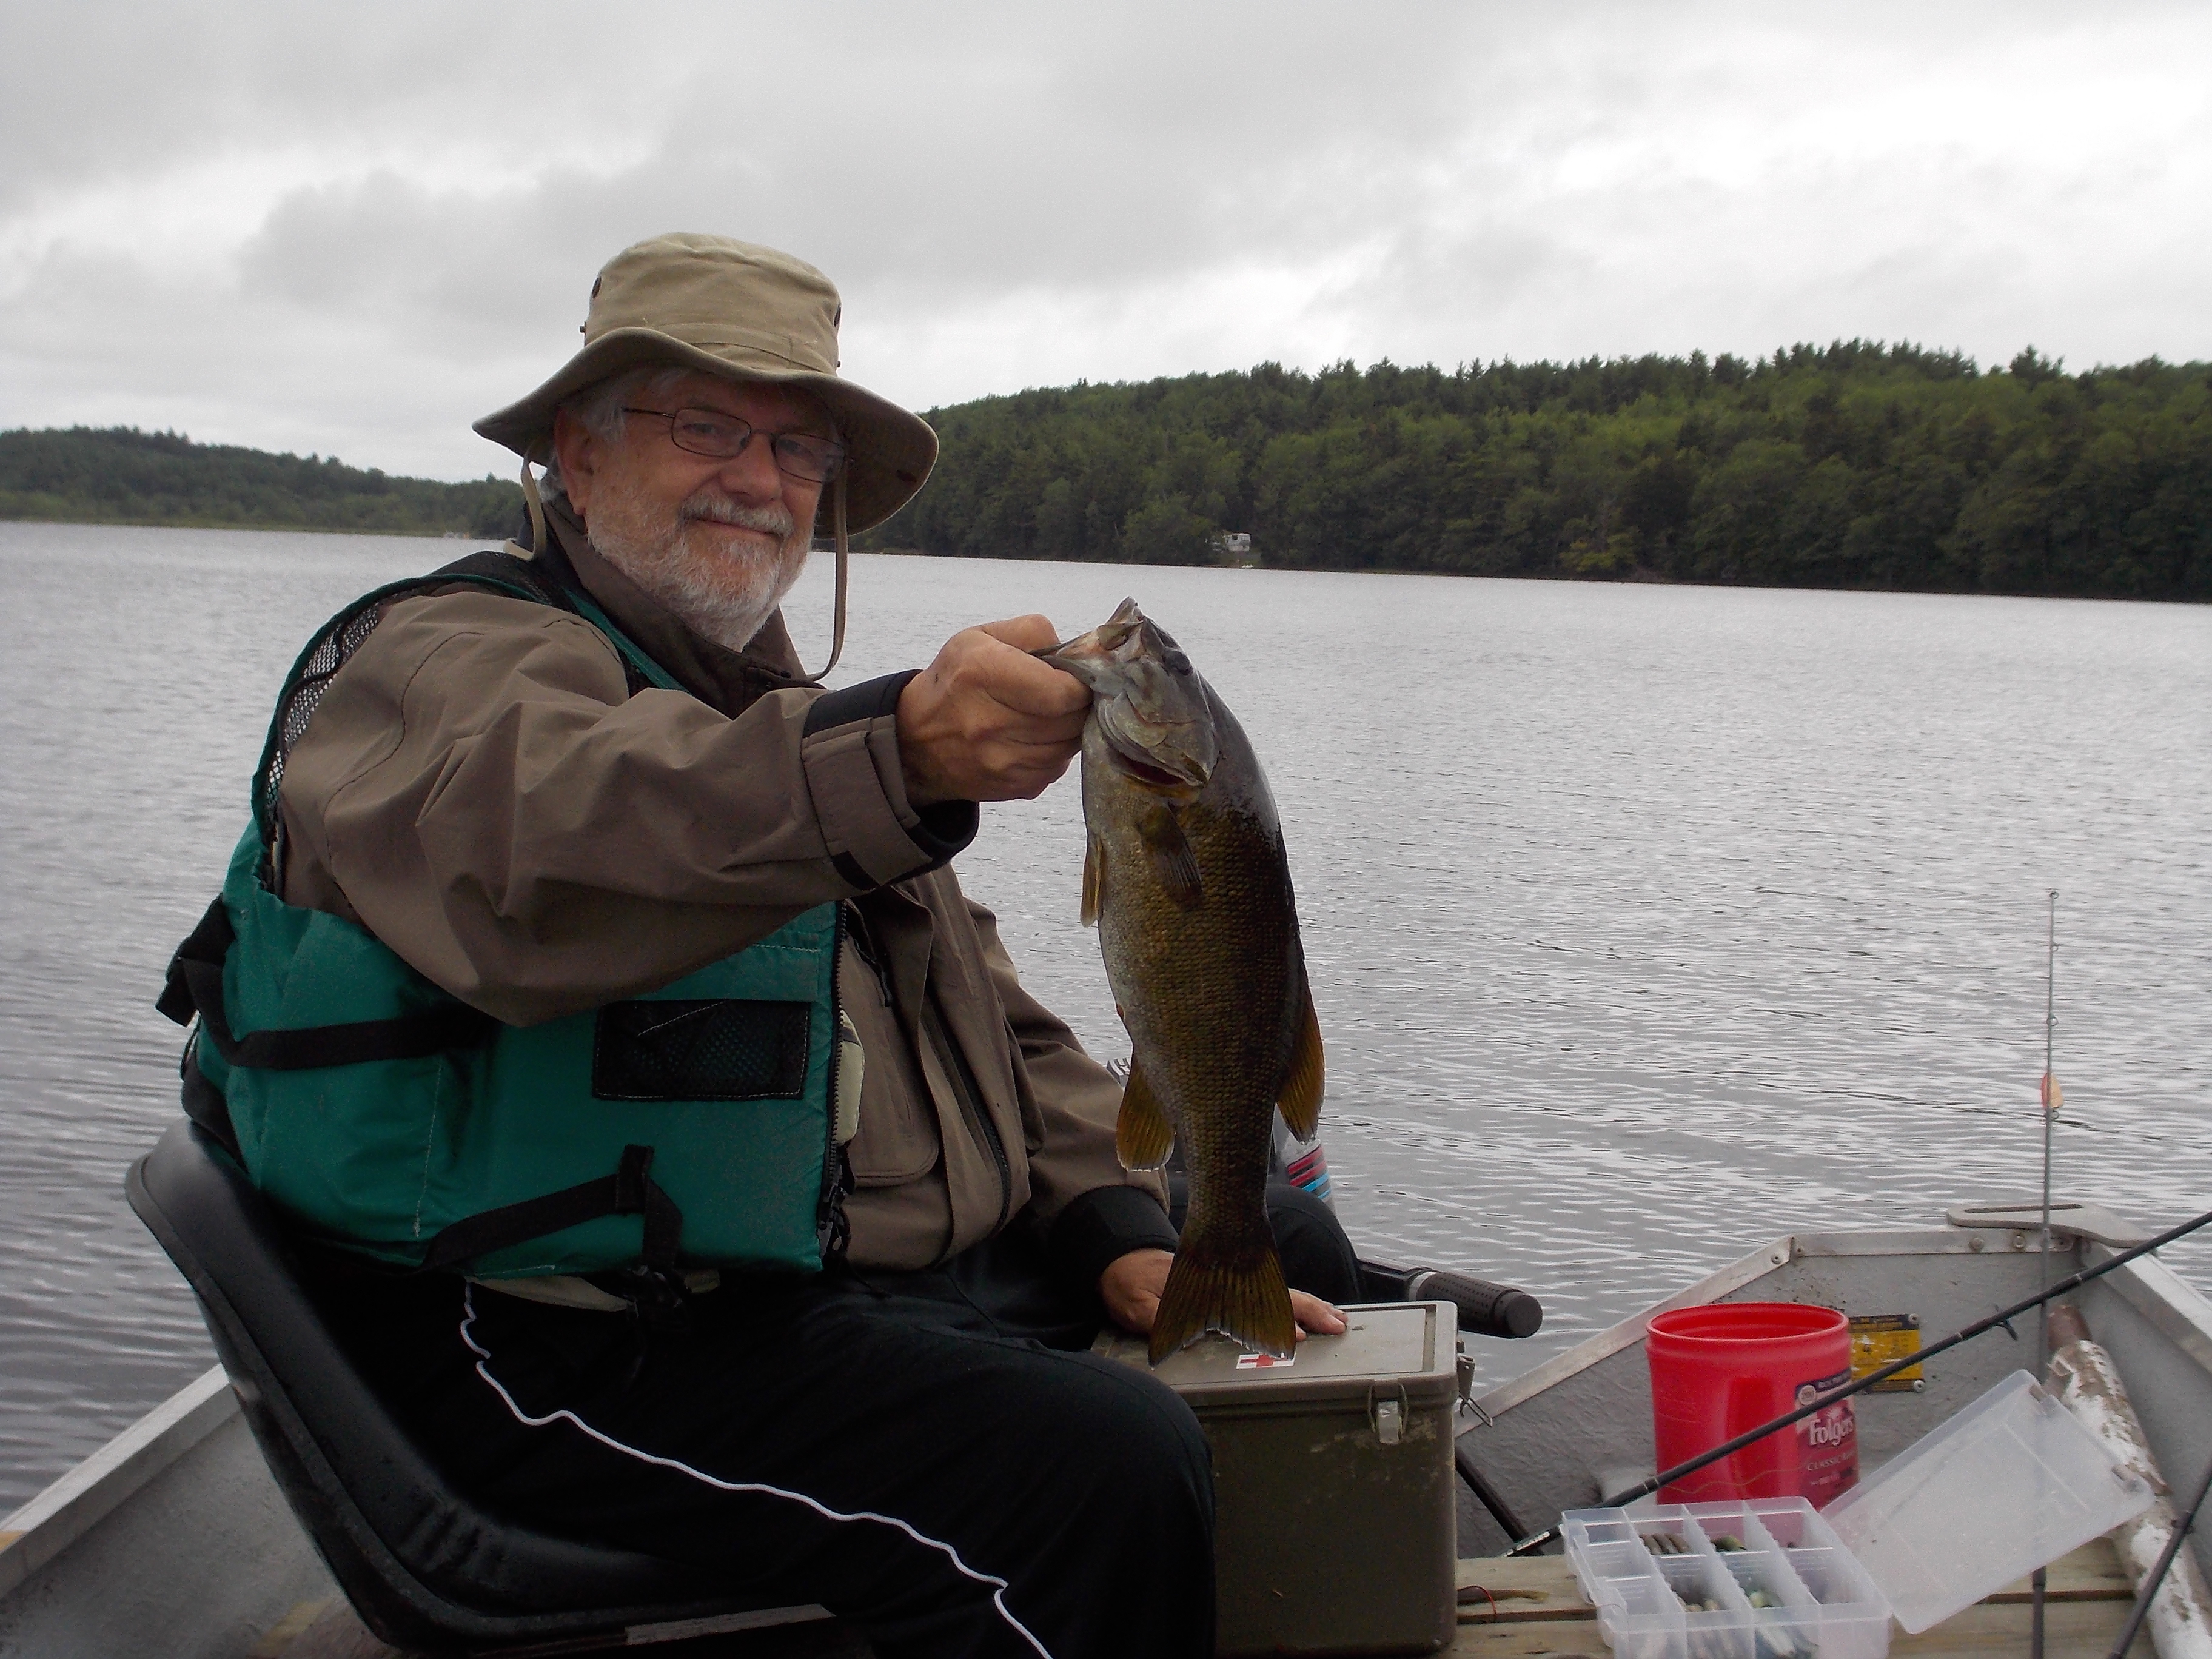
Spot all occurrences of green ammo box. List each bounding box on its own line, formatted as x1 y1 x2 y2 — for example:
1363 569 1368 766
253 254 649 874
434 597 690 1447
1093 1301 1460 1656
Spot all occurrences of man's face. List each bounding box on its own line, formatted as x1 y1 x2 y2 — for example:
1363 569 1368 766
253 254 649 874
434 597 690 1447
552 372 834 650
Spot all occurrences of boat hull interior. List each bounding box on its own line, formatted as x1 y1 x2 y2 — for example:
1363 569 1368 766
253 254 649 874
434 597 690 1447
4 1203 2208 1658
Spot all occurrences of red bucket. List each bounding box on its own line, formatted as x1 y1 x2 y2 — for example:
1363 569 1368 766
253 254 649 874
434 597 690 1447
1646 1302 1858 1507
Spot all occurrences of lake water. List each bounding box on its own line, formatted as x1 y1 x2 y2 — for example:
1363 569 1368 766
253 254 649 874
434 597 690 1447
2 520 2207 1515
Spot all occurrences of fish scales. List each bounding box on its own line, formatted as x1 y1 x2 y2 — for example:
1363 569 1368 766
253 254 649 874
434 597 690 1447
1046 599 1323 1363
1092 688 1302 1285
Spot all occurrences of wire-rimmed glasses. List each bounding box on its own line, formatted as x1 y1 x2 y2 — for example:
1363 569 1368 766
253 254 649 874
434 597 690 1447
622 407 847 483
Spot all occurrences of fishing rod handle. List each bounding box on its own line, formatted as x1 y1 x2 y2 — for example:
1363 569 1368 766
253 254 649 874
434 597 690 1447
1407 1270 1544 1339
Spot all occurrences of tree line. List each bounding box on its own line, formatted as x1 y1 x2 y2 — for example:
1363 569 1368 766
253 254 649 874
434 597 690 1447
862 344 2211 602
0 426 520 538
8 345 2207 600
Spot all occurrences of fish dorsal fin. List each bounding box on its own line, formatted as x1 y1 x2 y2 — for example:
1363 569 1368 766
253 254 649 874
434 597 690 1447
1115 1059 1176 1171
1138 803 1204 911
1276 979 1324 1139
1081 831 1105 927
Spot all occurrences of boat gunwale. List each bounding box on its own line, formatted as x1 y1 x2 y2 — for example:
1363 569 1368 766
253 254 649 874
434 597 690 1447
2086 1243 2212 1372
1470 1230 1811 1421
1467 1216 2212 1427
0 1362 235 1597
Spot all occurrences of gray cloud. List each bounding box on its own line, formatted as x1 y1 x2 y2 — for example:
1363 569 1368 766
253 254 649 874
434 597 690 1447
2 1 2207 479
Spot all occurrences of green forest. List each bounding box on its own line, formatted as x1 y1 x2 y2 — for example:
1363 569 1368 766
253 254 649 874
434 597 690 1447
0 426 520 538
864 344 2211 601
8 343 2208 599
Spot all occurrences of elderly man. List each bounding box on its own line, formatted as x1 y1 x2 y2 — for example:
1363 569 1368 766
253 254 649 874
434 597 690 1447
164 234 1358 1658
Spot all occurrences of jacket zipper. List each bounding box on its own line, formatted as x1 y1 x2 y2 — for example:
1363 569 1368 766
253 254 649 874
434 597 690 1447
922 994 1014 1236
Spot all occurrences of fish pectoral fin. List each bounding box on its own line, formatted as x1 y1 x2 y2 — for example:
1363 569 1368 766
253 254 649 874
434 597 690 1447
1275 978 1325 1139
1115 1060 1177 1171
1137 804 1205 911
1150 1241 1296 1364
1080 832 1105 927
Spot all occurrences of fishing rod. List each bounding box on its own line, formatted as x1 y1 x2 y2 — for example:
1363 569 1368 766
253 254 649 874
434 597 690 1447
2103 1449 2212 1659
1504 1198 2212 1555
2031 893 2062 1659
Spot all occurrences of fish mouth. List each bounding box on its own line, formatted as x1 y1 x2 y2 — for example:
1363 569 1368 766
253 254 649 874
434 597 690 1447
1100 709 1212 791
1031 598 1155 688
1046 598 1221 788
1107 748 1196 792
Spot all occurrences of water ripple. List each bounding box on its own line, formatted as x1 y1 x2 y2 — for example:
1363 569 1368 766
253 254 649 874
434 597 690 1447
2 526 2205 1510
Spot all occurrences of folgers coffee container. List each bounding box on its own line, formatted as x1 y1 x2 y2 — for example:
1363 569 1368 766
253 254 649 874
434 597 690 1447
1646 1302 1859 1507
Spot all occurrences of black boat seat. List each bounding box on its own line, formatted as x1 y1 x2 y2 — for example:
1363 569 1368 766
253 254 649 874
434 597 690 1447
127 1120 865 1655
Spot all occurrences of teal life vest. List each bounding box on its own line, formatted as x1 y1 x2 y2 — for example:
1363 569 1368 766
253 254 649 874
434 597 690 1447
158 551 851 1279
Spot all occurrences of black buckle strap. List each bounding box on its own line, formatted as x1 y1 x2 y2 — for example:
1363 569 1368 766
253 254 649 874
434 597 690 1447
157 896 233 1026
418 1144 683 1275
158 895 497 1070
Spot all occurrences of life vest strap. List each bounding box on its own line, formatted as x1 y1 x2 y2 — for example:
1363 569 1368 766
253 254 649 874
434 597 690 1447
419 1144 683 1274
158 896 497 1070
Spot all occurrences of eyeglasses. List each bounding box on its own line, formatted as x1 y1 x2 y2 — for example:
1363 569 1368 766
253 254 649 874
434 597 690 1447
622 407 848 483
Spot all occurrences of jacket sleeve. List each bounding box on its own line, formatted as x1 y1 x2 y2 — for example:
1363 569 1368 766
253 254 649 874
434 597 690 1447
962 899 1179 1287
276 588 974 1025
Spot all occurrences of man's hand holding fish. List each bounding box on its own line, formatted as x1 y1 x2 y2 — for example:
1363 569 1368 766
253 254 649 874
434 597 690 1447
896 613 1095 804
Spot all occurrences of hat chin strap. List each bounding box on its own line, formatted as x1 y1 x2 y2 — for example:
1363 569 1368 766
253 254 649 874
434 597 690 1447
519 458 549 558
794 472 848 685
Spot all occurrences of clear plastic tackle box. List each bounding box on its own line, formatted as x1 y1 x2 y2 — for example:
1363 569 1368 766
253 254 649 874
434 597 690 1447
1563 1369 2159 1658
1563 1498 1893 1659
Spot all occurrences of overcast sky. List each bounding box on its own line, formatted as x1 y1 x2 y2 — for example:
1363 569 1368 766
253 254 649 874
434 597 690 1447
4 2 2207 480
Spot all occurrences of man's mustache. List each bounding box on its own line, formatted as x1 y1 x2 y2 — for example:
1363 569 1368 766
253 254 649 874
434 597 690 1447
679 492 797 540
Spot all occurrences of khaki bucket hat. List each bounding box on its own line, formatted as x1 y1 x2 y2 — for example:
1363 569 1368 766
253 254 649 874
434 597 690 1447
474 233 937 535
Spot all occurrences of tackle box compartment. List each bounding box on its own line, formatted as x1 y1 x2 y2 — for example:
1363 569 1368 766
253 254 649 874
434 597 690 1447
1561 1498 1892 1659
1093 1300 1460 1655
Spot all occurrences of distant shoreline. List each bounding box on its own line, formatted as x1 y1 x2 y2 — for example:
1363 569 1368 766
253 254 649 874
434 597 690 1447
1 426 520 541
0 511 504 540
8 518 2198 607
873 346 2212 606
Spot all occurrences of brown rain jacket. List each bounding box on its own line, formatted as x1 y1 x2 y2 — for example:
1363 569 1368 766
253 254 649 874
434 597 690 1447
272 499 1172 1281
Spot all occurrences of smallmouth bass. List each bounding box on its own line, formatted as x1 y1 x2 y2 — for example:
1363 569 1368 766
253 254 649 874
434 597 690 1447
1045 598 1323 1363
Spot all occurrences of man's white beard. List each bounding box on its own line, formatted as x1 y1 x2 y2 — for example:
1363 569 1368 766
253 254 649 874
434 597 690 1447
586 477 811 654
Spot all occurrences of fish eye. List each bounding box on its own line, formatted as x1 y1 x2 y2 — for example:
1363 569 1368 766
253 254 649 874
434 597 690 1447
1163 649 1192 675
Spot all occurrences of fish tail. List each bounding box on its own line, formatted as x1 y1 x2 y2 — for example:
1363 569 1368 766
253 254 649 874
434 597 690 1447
1149 1232 1295 1364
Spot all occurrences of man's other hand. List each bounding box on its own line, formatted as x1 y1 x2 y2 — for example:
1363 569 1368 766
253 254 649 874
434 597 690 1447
897 616 1091 806
1098 1248 1349 1342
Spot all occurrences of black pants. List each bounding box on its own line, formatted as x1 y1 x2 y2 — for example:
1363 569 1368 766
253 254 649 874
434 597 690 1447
315 1187 1359 1659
